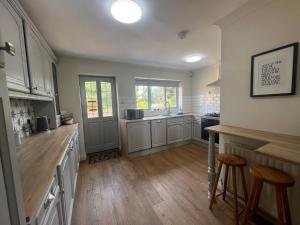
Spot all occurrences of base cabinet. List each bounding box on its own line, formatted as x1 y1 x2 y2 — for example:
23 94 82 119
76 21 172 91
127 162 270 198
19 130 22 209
127 121 151 153
151 119 166 147
192 120 202 141
43 188 64 225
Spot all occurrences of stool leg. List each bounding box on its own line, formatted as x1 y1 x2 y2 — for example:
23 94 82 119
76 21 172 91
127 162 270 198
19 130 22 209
241 178 263 225
275 187 285 225
232 166 239 225
209 162 223 210
223 165 229 201
282 188 292 225
240 167 248 203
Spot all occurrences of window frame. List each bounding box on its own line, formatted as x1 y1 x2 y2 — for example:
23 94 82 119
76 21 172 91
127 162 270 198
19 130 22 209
135 79 179 111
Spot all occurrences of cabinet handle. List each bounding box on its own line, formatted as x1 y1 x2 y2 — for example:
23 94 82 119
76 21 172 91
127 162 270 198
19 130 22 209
32 86 38 90
43 193 55 209
0 42 15 56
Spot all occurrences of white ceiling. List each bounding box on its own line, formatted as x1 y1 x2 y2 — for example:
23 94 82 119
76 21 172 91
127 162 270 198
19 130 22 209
19 0 248 70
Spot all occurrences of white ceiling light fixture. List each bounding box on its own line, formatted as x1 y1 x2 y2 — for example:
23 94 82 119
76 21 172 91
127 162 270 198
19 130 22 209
184 54 203 63
111 0 142 24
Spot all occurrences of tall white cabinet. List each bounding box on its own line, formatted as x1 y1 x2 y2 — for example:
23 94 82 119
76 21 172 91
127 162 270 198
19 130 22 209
0 159 11 225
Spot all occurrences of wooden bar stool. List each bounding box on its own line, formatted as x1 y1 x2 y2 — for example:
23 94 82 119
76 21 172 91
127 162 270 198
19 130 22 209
242 166 295 225
209 153 248 225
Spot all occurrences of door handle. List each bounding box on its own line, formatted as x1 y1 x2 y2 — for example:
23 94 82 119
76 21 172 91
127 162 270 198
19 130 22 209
0 42 15 56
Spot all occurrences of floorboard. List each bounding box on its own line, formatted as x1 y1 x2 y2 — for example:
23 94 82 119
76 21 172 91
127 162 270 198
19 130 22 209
72 144 269 225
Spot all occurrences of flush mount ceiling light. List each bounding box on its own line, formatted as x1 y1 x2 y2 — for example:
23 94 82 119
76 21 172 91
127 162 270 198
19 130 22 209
184 54 202 63
111 0 142 24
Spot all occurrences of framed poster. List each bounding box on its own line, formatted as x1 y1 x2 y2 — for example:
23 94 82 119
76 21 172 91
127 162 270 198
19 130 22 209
251 43 298 97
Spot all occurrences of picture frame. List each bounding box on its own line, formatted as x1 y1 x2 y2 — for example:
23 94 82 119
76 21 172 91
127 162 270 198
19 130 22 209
251 42 298 97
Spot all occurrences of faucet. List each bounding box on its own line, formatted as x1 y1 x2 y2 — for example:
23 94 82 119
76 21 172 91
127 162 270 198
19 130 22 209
165 101 171 116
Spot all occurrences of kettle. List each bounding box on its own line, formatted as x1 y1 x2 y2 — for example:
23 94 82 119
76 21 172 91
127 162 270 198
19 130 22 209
36 116 49 132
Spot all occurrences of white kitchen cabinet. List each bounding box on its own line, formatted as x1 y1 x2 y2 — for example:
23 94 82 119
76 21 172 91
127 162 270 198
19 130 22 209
57 151 73 225
167 117 184 144
0 1 29 93
42 50 54 97
192 119 202 141
151 119 166 147
0 159 11 225
183 122 192 141
127 121 151 153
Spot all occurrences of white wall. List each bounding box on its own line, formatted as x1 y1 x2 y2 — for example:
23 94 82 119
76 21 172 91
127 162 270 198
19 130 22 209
220 0 300 136
57 56 192 158
191 64 220 114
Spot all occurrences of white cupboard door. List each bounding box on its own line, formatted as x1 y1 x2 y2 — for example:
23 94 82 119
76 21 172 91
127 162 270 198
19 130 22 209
69 140 77 198
58 152 73 225
42 49 54 97
192 122 202 141
167 123 183 144
151 119 166 147
26 26 47 96
127 121 151 153
43 190 64 225
183 122 192 141
0 1 29 93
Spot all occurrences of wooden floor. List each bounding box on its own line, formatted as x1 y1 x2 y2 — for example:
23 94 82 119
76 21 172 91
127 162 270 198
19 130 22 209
71 144 250 225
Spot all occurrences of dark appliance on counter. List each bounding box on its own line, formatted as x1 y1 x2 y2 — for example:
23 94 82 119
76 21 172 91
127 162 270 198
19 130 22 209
201 113 220 144
125 109 144 120
36 116 49 132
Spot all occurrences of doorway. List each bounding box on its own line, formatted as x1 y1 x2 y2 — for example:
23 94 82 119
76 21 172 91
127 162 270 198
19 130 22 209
79 76 119 154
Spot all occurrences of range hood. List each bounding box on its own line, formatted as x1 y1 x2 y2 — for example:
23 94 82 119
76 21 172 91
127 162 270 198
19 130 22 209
206 78 221 87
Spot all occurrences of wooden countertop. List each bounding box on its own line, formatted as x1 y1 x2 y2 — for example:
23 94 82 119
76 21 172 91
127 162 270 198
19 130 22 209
16 124 78 221
206 125 300 165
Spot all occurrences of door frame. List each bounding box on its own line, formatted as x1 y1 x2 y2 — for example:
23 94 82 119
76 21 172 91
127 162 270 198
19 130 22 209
79 74 119 153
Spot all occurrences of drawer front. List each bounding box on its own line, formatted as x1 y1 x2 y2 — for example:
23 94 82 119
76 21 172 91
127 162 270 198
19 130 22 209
167 117 183 125
183 116 192 122
35 174 59 225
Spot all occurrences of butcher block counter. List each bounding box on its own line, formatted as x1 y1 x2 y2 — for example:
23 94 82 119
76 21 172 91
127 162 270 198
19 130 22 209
16 124 78 222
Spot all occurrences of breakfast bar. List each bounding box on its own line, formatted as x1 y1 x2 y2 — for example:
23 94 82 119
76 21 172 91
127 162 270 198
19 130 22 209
206 125 300 199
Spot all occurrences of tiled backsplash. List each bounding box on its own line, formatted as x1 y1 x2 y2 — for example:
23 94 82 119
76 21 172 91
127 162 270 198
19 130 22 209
192 93 220 114
10 99 35 137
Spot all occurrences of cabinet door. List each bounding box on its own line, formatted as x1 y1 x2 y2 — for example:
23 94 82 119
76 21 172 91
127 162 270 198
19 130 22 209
69 140 77 197
167 123 183 144
151 119 166 147
42 49 54 97
58 151 73 225
183 122 192 141
127 121 151 153
0 1 29 93
192 122 202 141
43 190 64 225
26 25 47 96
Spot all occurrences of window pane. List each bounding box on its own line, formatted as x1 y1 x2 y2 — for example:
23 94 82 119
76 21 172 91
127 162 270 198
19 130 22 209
151 86 165 109
101 82 113 117
166 87 177 108
85 81 99 118
136 86 149 109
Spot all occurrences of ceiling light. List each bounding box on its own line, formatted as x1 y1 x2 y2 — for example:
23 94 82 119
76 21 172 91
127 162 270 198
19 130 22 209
111 0 142 24
184 54 202 63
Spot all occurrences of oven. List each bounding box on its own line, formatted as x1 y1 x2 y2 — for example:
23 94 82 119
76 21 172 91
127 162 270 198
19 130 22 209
201 117 219 144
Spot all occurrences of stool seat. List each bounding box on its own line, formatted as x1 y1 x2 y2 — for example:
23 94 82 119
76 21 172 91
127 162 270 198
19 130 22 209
250 166 295 187
218 153 247 167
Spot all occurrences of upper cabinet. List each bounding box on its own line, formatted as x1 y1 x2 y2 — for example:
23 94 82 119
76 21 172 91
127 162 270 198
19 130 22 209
0 1 29 93
26 25 54 97
0 0 56 98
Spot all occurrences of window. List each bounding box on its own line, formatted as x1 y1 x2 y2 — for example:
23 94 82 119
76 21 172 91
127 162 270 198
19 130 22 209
85 81 99 118
135 79 179 110
101 81 113 117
